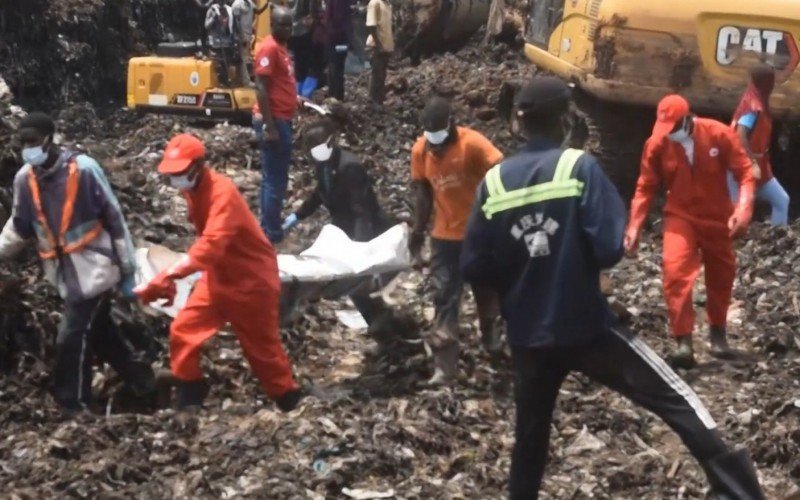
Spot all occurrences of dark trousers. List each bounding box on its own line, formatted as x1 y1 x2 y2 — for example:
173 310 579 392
210 46 236 86
510 326 756 499
52 293 152 410
369 51 390 103
289 33 325 83
259 118 293 243
327 44 348 100
430 238 465 334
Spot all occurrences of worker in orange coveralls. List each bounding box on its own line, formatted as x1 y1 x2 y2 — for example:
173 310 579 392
624 95 756 369
135 134 303 411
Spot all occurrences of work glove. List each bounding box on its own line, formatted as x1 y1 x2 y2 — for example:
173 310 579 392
134 271 177 306
282 213 299 232
623 226 640 258
120 273 138 300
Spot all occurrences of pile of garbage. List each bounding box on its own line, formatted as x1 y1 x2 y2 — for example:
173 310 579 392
1 8 799 497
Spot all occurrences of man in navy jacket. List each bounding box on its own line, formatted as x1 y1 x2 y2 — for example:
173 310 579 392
460 76 764 500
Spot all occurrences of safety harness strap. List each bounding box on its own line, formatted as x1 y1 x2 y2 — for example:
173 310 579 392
27 160 103 260
482 148 585 219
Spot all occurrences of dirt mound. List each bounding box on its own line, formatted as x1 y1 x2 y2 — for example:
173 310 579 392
0 14 798 498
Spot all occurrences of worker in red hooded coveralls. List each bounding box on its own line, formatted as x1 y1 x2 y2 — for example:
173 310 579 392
135 134 303 411
728 63 790 226
624 95 755 369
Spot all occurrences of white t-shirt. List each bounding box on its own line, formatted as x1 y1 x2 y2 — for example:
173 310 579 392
232 0 256 40
366 0 394 53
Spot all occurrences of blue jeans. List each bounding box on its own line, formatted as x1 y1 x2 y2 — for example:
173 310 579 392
257 118 293 243
727 173 790 226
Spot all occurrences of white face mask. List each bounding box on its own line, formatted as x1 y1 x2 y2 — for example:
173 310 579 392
668 117 692 142
310 139 334 162
169 170 198 191
424 128 449 145
22 137 50 166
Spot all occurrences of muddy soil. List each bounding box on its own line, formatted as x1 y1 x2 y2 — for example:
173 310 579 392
1 5 799 498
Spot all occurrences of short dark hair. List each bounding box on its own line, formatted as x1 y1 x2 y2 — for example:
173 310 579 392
19 112 56 136
421 97 451 130
302 118 337 147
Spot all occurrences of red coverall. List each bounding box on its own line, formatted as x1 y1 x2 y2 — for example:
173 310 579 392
627 118 755 337
170 168 298 398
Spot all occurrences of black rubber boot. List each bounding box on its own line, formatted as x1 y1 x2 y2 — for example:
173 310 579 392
672 335 695 369
176 379 209 409
275 387 305 413
709 326 734 359
703 448 765 500
480 317 506 356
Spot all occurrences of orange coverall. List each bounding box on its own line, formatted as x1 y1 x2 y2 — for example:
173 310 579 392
627 118 755 337
170 168 298 398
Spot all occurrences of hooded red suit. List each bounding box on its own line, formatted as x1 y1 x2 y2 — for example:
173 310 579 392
627 117 755 337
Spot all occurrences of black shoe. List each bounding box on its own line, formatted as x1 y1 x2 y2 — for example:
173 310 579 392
703 449 765 500
275 388 305 413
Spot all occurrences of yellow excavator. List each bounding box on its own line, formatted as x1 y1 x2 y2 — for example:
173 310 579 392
518 0 800 194
126 0 272 120
523 0 800 117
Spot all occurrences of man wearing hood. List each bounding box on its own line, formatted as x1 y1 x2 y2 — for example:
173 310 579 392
729 63 789 226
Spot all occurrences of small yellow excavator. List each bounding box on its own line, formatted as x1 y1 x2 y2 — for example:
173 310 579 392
126 0 272 120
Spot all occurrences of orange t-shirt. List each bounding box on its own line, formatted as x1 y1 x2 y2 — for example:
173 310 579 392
411 127 503 240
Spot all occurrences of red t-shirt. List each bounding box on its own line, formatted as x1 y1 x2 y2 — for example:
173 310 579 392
253 36 297 120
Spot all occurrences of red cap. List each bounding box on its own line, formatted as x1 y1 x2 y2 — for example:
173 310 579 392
158 134 206 174
652 95 690 140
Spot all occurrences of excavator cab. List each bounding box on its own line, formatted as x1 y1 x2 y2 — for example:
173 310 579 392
126 0 272 120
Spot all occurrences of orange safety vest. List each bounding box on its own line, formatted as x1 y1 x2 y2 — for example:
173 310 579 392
26 160 104 260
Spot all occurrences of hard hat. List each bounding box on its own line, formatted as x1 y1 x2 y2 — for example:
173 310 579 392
158 134 206 174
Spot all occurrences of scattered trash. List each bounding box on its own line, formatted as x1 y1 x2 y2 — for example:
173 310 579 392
342 487 396 499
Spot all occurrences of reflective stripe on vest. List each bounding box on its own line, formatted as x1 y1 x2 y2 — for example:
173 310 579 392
27 161 104 260
482 148 585 219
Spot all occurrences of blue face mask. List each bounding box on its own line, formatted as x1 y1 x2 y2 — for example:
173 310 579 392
424 128 449 145
22 143 49 166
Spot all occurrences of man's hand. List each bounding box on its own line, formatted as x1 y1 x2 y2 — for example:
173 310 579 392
134 271 178 306
263 120 280 142
282 213 299 232
120 273 138 300
750 161 762 181
408 230 425 267
728 212 749 239
623 228 640 258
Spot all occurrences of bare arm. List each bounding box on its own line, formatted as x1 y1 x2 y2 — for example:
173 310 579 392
255 0 270 14
255 75 279 140
410 179 433 236
366 26 383 52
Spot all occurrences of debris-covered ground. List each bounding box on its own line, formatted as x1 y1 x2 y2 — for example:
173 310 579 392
1 3 800 498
